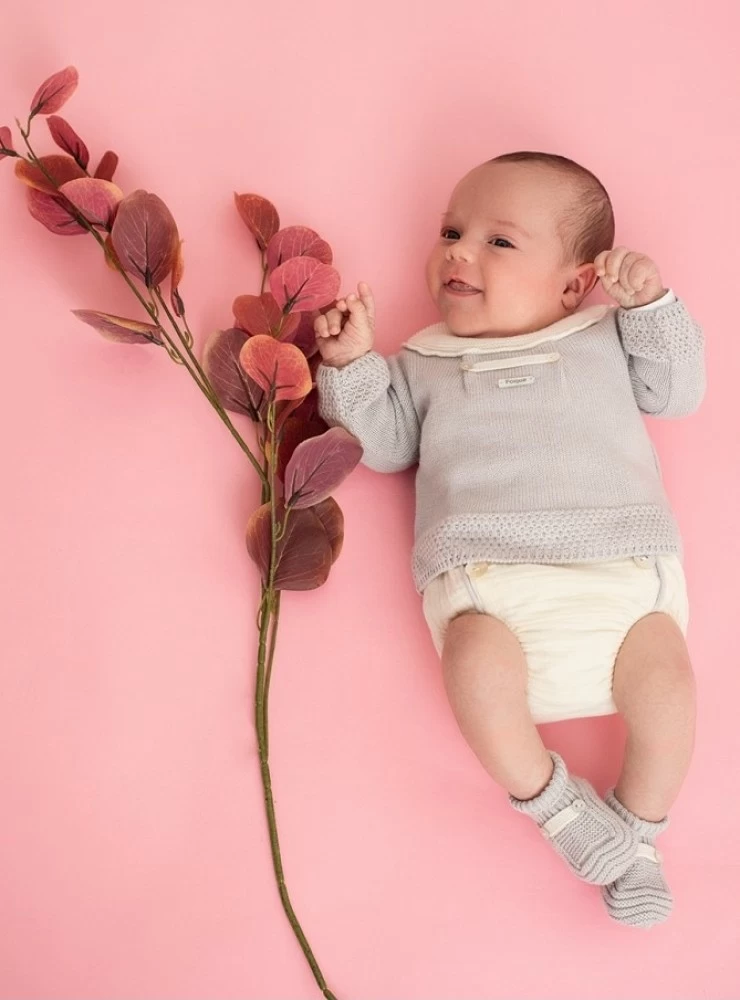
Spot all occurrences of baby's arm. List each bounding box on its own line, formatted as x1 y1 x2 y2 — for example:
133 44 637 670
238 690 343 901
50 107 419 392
595 247 705 418
616 294 705 418
316 352 420 472
314 283 421 472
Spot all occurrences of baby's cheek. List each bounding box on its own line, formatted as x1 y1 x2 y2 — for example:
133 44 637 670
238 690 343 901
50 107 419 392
424 246 443 293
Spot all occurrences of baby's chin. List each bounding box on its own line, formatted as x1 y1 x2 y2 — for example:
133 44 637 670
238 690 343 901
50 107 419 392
437 298 566 338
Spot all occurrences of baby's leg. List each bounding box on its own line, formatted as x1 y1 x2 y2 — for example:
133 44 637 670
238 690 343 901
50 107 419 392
441 611 640 884
612 611 696 820
441 610 552 799
601 611 696 926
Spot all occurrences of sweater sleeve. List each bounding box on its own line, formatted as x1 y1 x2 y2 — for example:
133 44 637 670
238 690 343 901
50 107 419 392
316 350 421 473
616 293 706 418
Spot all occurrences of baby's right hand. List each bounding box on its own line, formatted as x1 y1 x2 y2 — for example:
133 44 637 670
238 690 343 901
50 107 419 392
314 281 375 368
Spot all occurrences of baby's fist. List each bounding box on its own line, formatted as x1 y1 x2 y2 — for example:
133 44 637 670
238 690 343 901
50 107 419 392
594 247 667 309
314 281 375 368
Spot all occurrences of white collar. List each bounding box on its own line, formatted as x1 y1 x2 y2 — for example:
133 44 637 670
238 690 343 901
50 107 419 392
403 304 613 357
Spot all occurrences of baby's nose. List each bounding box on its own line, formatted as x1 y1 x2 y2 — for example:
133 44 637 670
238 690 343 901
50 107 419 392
446 242 474 262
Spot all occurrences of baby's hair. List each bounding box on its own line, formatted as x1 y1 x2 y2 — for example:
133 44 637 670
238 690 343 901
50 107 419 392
488 151 615 266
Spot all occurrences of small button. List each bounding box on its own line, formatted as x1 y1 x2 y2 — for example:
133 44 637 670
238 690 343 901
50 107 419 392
466 562 489 578
633 555 651 567
572 798 585 811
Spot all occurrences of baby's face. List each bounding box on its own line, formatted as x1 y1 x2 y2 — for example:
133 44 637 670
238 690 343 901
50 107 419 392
425 161 595 337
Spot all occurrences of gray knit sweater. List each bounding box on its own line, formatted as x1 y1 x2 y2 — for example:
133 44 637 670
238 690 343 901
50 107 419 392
316 293 705 593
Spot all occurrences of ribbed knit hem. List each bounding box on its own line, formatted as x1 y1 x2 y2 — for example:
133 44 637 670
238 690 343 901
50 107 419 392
412 507 682 593
509 751 567 818
604 788 670 841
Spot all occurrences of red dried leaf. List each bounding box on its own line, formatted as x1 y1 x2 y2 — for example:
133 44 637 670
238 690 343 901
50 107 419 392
59 178 123 228
232 292 299 339
0 126 15 159
278 309 319 357
170 239 185 316
103 234 123 271
94 151 119 182
276 409 327 482
266 226 333 272
110 190 179 287
71 309 162 345
47 116 89 169
312 497 344 564
234 193 280 251
15 154 85 195
284 427 362 509
269 257 341 313
202 327 264 419
26 188 86 235
239 335 312 403
30 66 79 117
246 501 333 591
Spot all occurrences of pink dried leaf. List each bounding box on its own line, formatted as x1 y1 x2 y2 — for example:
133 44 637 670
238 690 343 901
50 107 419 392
246 501 333 591
110 190 179 287
30 66 79 117
47 116 89 169
94 151 119 181
239 335 312 403
233 193 280 251
266 226 333 272
170 239 185 317
15 154 86 195
0 126 16 159
284 427 363 509
269 257 341 313
312 497 345 564
59 178 123 228
26 188 86 235
202 326 263 419
71 309 163 345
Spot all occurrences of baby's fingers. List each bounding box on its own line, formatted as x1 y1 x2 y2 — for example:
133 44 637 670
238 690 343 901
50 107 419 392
624 255 653 290
315 307 344 337
358 281 376 322
314 313 330 338
593 251 609 277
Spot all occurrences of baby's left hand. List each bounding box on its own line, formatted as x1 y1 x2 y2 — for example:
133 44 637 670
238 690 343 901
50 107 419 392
594 246 667 308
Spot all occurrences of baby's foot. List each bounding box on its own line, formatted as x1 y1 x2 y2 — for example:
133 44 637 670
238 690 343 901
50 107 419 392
509 752 639 885
601 788 672 927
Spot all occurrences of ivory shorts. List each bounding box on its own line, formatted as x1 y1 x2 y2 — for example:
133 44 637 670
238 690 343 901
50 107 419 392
421 554 689 725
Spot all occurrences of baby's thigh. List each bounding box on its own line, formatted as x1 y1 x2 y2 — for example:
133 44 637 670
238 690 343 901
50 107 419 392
441 610 528 696
612 611 695 710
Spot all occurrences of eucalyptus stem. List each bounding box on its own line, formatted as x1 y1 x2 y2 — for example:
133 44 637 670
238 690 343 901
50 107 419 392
151 287 267 485
17 116 339 998
16 124 268 490
251 403 339 1000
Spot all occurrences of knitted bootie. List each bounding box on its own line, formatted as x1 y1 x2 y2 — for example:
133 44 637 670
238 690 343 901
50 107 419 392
509 752 640 885
601 788 672 928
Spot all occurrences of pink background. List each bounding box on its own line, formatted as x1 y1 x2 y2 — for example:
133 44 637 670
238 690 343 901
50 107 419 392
1 1 738 998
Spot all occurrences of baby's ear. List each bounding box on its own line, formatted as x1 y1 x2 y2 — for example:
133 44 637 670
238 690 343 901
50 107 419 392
561 263 598 309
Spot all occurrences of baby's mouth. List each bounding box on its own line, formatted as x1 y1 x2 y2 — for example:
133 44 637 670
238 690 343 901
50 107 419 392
445 279 481 295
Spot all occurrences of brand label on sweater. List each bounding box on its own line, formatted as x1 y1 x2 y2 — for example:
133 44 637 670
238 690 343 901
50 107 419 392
498 376 535 388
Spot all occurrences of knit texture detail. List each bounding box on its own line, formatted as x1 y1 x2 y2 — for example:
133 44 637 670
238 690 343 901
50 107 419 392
316 299 705 593
509 753 639 885
601 788 673 927
411 507 680 593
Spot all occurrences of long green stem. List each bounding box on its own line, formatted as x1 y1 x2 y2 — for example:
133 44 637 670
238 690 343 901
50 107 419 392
251 404 339 1000
17 118 339 999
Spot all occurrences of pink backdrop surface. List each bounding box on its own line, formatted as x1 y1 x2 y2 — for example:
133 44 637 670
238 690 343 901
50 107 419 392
1 1 738 998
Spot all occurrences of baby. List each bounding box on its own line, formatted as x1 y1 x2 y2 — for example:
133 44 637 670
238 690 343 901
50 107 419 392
313 152 705 927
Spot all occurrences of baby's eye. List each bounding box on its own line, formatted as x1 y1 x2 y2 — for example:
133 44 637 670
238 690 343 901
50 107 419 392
490 237 514 249
440 228 460 240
